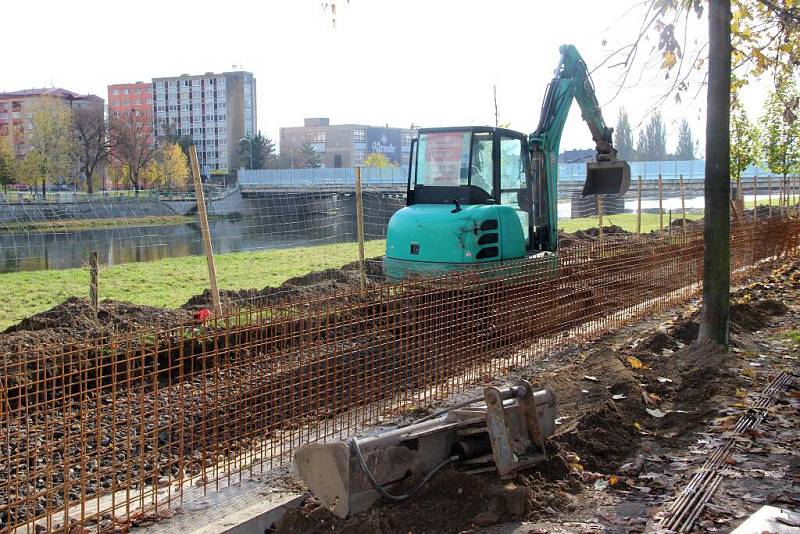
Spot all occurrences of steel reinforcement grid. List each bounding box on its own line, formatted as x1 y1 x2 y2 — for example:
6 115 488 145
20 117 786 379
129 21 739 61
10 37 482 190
1 215 799 532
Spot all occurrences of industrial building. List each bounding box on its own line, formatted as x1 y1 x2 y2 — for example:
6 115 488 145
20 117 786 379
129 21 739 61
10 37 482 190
279 118 416 168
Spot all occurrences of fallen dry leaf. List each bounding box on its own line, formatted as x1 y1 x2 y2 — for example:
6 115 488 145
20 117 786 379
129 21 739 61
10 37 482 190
626 355 649 369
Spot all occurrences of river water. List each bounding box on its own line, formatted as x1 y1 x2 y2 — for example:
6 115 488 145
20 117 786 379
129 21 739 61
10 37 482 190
0 194 771 273
0 218 356 273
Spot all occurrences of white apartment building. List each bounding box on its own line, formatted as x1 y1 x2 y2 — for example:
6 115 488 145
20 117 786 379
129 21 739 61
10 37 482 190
151 71 256 175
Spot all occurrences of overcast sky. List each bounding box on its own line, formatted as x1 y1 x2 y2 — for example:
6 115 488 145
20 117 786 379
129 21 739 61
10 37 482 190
2 0 770 156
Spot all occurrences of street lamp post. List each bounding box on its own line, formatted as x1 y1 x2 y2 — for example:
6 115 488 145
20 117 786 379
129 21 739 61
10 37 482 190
240 137 254 170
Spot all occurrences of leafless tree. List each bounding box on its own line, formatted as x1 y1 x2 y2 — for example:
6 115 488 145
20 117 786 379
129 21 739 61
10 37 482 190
73 103 111 194
109 111 161 194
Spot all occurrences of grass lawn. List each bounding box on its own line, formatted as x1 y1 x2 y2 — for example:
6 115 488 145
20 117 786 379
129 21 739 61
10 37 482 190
0 240 386 329
559 211 704 233
1 215 195 233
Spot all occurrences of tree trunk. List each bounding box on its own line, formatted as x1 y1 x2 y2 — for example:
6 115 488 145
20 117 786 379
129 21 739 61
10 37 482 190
698 0 732 346
41 179 46 200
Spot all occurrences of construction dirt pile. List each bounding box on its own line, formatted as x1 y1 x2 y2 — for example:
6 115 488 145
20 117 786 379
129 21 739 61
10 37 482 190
182 257 386 310
0 257 388 354
275 258 799 534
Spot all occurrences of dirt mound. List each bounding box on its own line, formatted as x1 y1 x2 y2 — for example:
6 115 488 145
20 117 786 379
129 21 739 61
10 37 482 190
3 297 191 336
640 331 679 352
726 298 787 334
182 258 387 310
752 298 789 316
554 402 641 472
672 318 700 344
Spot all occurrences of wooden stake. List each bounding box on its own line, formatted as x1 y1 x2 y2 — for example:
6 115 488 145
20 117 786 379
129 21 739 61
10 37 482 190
658 174 664 234
781 176 786 218
190 146 222 317
596 196 603 249
768 174 772 217
636 175 642 234
679 174 687 239
355 166 367 292
89 251 99 316
668 209 672 240
753 174 758 223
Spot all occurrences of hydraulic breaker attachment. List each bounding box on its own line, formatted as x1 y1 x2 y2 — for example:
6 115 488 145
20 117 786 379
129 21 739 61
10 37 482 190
582 160 631 196
293 381 556 518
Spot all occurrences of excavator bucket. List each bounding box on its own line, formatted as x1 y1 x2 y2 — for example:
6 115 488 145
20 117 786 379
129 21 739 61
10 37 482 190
582 160 631 196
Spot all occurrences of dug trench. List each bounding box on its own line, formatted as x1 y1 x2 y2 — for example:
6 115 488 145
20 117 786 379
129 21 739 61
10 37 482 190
274 258 800 534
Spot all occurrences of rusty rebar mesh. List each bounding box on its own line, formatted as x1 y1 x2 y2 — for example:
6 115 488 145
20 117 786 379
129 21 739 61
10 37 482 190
1 215 799 532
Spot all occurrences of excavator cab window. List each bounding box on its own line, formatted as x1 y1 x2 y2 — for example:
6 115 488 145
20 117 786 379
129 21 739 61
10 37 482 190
469 132 494 196
408 128 495 206
499 135 532 247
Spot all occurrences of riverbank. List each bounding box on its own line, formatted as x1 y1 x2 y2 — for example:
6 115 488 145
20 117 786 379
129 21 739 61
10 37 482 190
0 240 385 329
0 214 195 233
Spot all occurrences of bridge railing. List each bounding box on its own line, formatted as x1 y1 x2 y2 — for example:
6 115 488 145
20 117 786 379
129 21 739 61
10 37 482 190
239 167 409 188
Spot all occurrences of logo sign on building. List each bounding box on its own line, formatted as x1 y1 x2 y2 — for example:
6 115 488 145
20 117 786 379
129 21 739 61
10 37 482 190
366 127 401 164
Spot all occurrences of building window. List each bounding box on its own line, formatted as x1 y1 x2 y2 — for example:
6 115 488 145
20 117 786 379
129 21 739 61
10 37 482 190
112 89 119 96
314 131 326 143
123 89 129 95
402 131 413 145
354 128 366 143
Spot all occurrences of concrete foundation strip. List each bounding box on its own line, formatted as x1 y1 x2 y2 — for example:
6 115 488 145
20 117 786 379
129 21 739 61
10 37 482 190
657 371 795 532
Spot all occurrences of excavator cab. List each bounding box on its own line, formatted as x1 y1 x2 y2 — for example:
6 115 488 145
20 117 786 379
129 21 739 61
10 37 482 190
384 127 535 279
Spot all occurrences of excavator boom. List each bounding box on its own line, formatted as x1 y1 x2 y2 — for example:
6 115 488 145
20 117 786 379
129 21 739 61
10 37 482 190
530 44 630 250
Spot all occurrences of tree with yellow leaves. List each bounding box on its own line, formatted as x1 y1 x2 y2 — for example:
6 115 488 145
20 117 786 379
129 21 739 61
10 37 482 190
25 97 77 198
363 152 392 168
0 136 16 194
161 143 190 190
141 143 190 191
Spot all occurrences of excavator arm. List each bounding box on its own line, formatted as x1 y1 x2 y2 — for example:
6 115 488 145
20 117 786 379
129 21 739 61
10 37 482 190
528 44 630 251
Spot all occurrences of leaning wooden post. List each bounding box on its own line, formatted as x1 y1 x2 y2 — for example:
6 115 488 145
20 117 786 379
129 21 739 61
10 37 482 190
89 251 99 316
354 166 367 292
679 174 687 239
190 146 222 317
658 174 664 235
636 175 642 234
596 196 604 250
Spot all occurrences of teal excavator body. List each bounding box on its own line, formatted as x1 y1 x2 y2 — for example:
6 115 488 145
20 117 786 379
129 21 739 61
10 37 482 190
384 45 631 280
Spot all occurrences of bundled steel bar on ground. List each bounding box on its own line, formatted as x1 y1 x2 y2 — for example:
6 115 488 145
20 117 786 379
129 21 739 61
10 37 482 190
659 371 795 532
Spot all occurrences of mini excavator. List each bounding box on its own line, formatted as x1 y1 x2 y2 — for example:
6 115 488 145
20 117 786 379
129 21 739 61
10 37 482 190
383 44 630 279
